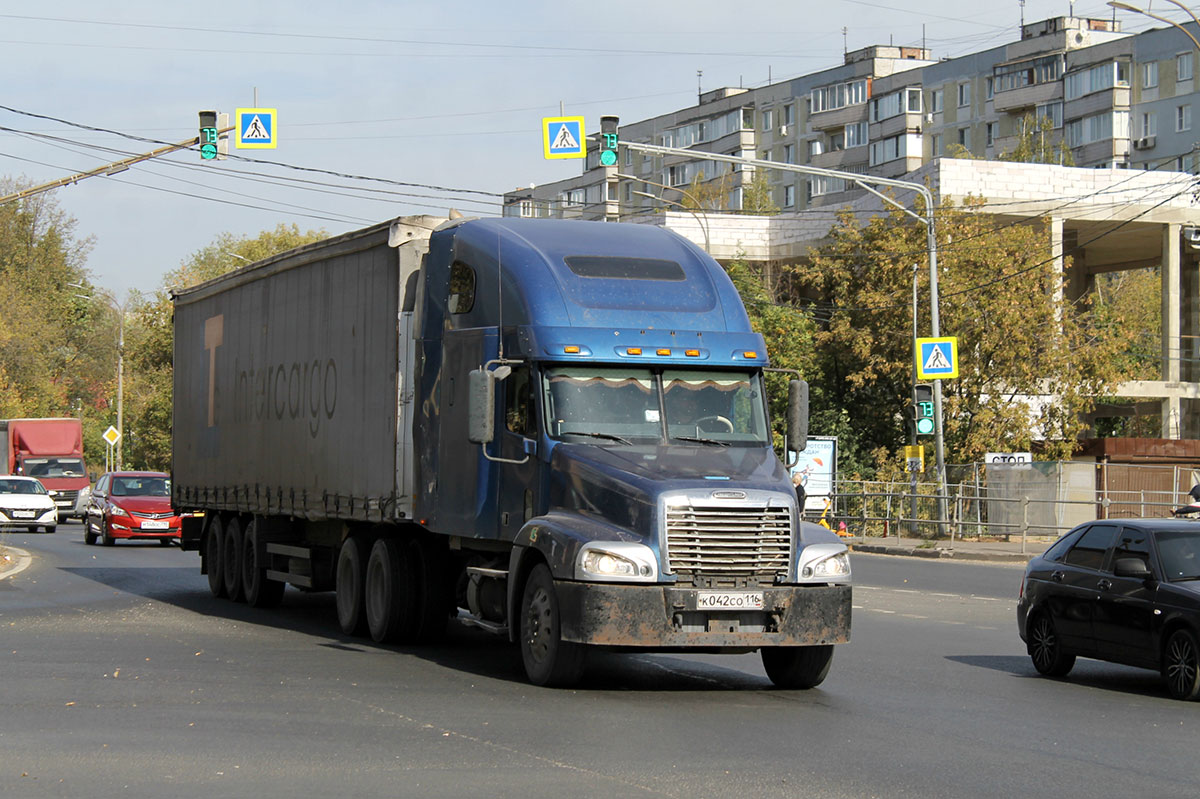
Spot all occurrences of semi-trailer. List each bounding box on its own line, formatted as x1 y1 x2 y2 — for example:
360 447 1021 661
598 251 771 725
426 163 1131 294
172 214 851 686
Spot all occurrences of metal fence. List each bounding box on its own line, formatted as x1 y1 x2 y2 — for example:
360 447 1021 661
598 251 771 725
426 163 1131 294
811 461 1200 549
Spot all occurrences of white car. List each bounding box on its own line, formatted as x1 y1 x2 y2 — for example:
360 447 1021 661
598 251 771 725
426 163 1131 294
0 476 58 533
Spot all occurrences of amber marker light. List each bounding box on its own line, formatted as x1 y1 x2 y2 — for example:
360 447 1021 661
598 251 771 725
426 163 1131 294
743 351 758 359
656 348 671 356
564 345 581 354
626 347 643 355
685 349 700 357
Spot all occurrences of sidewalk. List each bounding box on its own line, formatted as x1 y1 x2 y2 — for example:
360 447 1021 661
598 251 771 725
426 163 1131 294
847 534 1055 563
0 545 32 580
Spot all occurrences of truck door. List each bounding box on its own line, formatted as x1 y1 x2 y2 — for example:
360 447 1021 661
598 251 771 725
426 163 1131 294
496 364 540 540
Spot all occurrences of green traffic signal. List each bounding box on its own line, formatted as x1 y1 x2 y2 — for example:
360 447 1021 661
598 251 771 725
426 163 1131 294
914 384 935 436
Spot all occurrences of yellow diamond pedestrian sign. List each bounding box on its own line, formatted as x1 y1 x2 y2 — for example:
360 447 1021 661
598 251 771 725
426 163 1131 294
235 107 277 149
916 337 959 380
102 425 121 446
542 116 585 160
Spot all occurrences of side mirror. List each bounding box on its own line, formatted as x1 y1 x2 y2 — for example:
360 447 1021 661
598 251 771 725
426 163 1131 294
788 379 809 454
467 368 495 444
1113 557 1153 581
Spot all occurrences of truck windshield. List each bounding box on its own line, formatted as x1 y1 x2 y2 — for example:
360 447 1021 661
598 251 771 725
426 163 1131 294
541 366 769 446
20 457 86 478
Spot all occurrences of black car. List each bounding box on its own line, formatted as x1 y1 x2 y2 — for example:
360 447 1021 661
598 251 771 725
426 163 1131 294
1017 518 1200 700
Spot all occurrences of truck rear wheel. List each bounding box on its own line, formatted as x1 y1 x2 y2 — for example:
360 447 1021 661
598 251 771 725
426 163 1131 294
519 563 586 687
761 645 834 689
241 518 285 608
205 516 226 598
222 516 245 603
336 534 371 636
365 537 419 644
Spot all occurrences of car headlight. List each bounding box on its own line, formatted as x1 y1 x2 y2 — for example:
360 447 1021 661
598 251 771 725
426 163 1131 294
796 543 852 583
576 542 659 582
109 505 130 519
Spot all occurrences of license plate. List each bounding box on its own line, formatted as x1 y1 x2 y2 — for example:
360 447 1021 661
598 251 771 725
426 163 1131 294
141 520 170 530
696 591 764 610
11 510 36 519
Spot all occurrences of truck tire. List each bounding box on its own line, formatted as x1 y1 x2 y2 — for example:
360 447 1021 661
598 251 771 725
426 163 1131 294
241 518 285 608
223 516 246 603
365 537 419 644
411 534 450 643
519 563 586 687
336 534 371 636
761 645 834 689
205 516 226 598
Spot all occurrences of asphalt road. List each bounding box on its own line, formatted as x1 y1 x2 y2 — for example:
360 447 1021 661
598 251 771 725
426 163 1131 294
2 524 1197 798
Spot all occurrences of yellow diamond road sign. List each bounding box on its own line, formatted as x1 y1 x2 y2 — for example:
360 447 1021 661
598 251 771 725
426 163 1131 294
915 336 959 380
102 425 121 446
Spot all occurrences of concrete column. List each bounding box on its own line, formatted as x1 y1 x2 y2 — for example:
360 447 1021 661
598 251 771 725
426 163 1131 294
1163 223 1182 438
1050 217 1064 322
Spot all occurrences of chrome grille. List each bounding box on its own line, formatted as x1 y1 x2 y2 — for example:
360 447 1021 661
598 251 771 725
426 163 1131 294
131 510 174 520
665 503 792 587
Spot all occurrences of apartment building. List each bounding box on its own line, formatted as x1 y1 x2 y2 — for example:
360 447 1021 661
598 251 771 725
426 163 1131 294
504 15 1200 218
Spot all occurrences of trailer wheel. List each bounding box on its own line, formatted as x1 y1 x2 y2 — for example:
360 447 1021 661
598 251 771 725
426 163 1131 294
519 563 586 687
222 516 245 603
761 645 834 689
364 537 419 644
242 518 285 608
205 515 226 598
336 534 371 636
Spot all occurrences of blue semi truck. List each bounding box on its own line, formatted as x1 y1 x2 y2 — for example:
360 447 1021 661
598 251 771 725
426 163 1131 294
172 214 851 687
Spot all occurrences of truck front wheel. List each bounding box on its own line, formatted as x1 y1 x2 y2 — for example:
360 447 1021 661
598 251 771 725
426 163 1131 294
761 645 834 689
519 563 586 687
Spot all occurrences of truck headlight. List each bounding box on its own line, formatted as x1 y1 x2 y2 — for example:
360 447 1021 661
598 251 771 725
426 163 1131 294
576 542 659 583
796 543 852 583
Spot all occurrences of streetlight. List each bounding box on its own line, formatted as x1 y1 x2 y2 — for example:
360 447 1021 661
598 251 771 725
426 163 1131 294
617 173 712 253
1109 1 1200 52
630 190 711 253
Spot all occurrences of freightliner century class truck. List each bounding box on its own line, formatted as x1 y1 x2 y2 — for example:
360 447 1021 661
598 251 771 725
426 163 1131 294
173 215 851 687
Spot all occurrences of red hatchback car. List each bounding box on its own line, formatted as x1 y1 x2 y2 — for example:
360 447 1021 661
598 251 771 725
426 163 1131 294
85 471 180 546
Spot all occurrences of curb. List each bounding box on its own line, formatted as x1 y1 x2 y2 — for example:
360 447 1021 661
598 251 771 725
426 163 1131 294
851 543 1035 563
0 546 33 581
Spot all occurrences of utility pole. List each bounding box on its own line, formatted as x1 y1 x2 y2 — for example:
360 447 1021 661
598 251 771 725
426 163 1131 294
0 126 234 207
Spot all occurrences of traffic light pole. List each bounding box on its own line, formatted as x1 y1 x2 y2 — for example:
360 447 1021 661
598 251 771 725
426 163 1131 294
0 126 234 207
620 140 951 530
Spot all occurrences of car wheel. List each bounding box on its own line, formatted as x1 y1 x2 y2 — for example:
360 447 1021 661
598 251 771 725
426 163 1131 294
44 525 56 534
761 645 835 689
1162 629 1200 701
1027 612 1075 677
100 515 115 547
84 528 97 546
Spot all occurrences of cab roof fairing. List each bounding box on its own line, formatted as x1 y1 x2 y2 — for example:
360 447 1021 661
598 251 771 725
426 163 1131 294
435 218 754 336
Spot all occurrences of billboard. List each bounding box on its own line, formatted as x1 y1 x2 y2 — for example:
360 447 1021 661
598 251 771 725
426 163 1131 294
791 436 837 511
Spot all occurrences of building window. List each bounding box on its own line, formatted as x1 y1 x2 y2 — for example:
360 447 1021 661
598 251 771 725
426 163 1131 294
957 127 970 150
1140 111 1158 138
931 133 942 155
986 122 996 148
1178 104 1192 132
784 143 796 163
810 78 869 113
957 82 971 108
784 184 795 208
762 109 773 131
1144 61 1159 89
930 89 943 114
828 132 845 151
518 200 533 218
1035 102 1064 129
994 53 1064 92
783 103 795 126
845 122 868 148
808 139 824 157
1067 110 1129 147
985 77 994 100
1065 61 1130 100
1179 53 1194 81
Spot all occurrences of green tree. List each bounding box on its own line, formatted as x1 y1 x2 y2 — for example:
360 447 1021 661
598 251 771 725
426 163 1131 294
789 196 1123 469
998 114 1075 166
682 171 731 212
123 224 328 469
741 168 780 216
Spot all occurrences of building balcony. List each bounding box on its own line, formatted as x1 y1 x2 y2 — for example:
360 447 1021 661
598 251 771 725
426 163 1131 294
808 104 870 131
1064 87 1131 120
993 81 1062 113
810 148 869 171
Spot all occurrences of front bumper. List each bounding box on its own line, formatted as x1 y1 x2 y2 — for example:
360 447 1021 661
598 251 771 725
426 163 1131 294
107 519 181 540
556 581 851 648
0 508 58 528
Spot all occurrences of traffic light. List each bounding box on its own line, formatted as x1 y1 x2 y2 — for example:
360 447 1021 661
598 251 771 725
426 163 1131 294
198 110 218 160
599 115 619 167
914 383 935 436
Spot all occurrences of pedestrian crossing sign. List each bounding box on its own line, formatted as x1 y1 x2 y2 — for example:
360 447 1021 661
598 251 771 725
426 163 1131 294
916 336 959 379
543 116 585 160
235 107 277 149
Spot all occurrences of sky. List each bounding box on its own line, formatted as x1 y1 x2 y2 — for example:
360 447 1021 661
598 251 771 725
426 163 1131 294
0 0 1175 298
